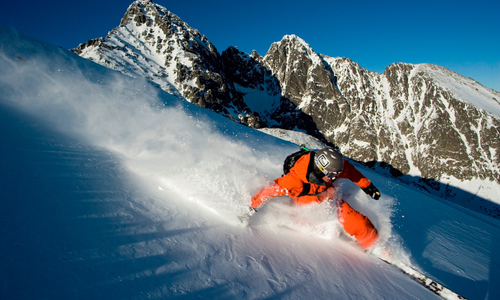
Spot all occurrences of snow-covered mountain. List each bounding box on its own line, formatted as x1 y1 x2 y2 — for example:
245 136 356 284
321 56 500 185
72 0 265 128
2 25 500 300
72 1 499 211
259 36 500 204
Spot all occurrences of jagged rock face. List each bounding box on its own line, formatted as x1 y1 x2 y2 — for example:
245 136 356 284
221 44 331 141
256 35 499 185
263 36 343 104
258 35 353 144
220 46 279 126
321 57 500 185
72 0 265 127
402 65 500 182
222 47 273 91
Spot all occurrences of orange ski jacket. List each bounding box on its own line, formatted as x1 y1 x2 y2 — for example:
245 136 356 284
251 152 371 209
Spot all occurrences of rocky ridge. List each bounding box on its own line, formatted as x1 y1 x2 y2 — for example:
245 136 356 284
321 57 500 184
72 0 265 128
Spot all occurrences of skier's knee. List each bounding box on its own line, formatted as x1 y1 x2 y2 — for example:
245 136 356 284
357 227 378 248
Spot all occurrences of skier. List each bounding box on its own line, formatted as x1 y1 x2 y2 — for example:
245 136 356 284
248 147 381 249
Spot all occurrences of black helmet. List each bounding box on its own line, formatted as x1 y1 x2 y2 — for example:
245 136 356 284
314 148 343 180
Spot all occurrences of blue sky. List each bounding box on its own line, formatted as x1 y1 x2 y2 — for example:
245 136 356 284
2 0 499 91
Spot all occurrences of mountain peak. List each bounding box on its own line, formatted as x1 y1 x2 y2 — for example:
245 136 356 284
120 0 169 26
282 34 307 43
273 34 314 54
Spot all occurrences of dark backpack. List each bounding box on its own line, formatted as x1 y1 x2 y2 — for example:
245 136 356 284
283 147 310 175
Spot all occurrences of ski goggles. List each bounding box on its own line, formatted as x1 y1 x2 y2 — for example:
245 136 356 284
325 171 341 180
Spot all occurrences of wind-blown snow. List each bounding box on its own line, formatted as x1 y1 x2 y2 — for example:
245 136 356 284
1 26 499 300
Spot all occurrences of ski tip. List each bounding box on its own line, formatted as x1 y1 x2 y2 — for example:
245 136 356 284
372 248 468 300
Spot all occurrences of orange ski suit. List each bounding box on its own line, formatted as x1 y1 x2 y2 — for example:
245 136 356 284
251 152 378 248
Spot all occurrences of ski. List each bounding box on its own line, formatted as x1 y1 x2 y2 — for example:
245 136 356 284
376 251 467 300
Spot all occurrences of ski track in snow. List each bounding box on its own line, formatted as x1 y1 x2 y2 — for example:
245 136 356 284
1 27 500 300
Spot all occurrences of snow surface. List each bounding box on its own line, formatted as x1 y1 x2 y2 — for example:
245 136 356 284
1 27 500 300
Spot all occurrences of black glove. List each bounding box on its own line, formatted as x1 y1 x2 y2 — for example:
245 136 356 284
362 183 381 200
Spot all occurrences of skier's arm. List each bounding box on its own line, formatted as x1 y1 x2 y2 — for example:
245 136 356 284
298 180 335 201
277 170 335 204
340 160 381 200
294 186 335 204
251 181 288 209
339 160 371 188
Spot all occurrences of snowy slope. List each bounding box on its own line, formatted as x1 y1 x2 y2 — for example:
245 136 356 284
1 27 500 300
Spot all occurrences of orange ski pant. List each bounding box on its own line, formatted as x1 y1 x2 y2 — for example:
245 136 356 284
337 200 378 248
